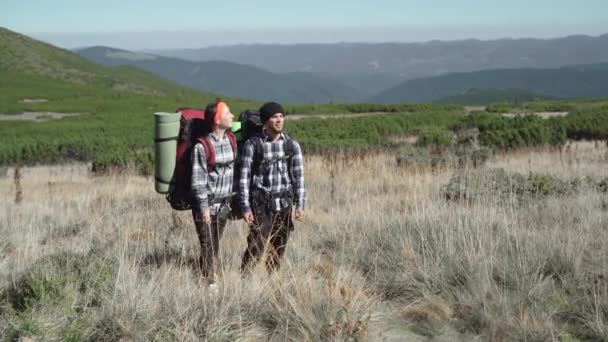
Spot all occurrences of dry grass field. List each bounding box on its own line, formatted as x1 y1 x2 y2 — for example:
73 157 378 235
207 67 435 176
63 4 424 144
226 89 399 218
0 141 607 341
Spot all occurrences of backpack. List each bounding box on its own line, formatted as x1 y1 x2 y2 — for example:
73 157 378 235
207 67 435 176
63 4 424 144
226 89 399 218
239 109 264 143
166 107 237 211
229 110 295 217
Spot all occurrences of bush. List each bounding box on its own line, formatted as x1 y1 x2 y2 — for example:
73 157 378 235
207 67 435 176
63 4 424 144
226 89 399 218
444 169 604 202
415 128 453 147
559 107 608 140
486 103 515 113
397 128 491 170
458 112 568 149
396 145 450 170
524 101 574 112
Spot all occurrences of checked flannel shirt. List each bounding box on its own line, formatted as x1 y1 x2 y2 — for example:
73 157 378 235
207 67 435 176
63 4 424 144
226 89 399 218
191 133 235 215
239 132 306 213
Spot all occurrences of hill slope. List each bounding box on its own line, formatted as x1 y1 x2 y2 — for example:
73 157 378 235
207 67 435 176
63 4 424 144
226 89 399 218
0 27 256 168
0 28 212 97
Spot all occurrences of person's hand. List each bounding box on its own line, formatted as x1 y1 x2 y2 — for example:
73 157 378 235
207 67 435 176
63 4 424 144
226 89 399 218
243 211 254 224
295 209 305 221
202 208 211 225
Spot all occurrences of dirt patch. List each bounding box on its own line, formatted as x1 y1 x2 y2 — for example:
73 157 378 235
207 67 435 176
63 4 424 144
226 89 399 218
464 105 486 113
0 111 80 122
502 111 569 119
391 134 419 144
19 98 48 103
288 112 395 120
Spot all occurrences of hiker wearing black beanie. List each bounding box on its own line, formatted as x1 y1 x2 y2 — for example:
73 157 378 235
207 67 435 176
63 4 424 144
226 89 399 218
259 101 285 124
239 101 306 273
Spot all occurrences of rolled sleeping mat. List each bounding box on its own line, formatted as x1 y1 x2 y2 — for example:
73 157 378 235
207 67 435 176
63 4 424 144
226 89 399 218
154 112 181 194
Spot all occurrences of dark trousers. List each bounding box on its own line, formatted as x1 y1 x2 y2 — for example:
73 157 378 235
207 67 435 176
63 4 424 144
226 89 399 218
192 210 227 280
241 204 294 273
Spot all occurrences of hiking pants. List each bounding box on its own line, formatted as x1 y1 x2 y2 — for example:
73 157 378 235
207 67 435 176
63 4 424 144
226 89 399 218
192 210 228 280
241 204 294 273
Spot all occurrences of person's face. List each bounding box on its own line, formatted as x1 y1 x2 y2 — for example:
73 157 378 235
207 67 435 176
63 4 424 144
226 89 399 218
265 112 285 134
217 104 234 130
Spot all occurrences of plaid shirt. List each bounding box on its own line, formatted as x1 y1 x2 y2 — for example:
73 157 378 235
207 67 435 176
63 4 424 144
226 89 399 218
239 133 306 213
191 133 235 214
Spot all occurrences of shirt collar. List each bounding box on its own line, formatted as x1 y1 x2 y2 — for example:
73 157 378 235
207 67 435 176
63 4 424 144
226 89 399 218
209 132 228 142
262 129 285 141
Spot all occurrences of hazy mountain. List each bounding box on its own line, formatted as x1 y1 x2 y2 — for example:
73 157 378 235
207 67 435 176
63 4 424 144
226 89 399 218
371 63 608 103
77 46 362 103
147 34 608 83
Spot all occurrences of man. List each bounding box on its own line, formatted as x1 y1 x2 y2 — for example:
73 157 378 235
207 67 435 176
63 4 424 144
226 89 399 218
239 101 306 272
191 100 235 286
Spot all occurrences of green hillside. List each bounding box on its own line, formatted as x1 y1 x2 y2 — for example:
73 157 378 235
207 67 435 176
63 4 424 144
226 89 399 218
0 27 258 170
0 28 211 97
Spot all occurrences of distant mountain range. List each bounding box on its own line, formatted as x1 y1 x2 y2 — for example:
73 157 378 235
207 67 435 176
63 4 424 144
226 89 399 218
4 26 608 105
371 63 608 103
146 34 608 80
76 47 361 104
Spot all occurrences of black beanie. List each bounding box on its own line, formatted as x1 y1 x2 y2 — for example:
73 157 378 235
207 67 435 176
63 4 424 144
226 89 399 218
259 102 285 123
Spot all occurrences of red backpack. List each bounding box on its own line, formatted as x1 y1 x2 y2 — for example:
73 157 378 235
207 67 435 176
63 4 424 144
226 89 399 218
166 108 237 211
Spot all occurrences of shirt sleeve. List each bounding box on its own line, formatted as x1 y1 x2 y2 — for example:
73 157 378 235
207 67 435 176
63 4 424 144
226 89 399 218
191 143 209 210
290 140 306 210
239 140 255 213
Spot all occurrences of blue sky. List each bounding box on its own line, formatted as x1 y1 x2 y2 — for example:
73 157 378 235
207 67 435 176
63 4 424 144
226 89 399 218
2 0 607 49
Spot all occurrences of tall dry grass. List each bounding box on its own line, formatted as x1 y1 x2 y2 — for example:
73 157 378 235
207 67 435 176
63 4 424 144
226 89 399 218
0 142 606 341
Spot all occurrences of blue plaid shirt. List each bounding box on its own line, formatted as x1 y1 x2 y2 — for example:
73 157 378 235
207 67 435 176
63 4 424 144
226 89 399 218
239 133 306 213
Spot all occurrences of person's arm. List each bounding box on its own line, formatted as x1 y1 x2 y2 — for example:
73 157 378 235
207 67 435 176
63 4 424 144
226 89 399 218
239 140 255 216
291 140 306 218
191 143 210 221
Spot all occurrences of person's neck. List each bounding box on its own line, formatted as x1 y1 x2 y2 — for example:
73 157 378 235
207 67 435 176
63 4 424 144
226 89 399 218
264 129 281 142
213 127 227 140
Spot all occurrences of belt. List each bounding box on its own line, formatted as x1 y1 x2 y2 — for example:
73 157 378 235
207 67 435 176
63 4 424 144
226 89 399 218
207 195 231 206
251 188 293 202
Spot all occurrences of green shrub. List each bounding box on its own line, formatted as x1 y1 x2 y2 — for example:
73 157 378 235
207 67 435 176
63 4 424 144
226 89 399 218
486 103 515 113
524 101 574 112
444 169 603 202
398 128 491 169
559 107 608 140
457 112 568 149
415 128 453 147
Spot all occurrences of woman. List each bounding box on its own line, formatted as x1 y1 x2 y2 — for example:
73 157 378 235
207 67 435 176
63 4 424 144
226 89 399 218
190 100 236 286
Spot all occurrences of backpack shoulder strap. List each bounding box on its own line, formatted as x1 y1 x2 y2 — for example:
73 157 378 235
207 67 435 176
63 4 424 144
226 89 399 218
226 131 237 159
251 136 265 177
283 133 294 157
282 133 295 183
197 136 215 173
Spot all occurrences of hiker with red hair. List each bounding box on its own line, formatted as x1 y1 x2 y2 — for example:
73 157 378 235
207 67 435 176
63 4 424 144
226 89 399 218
190 100 236 289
